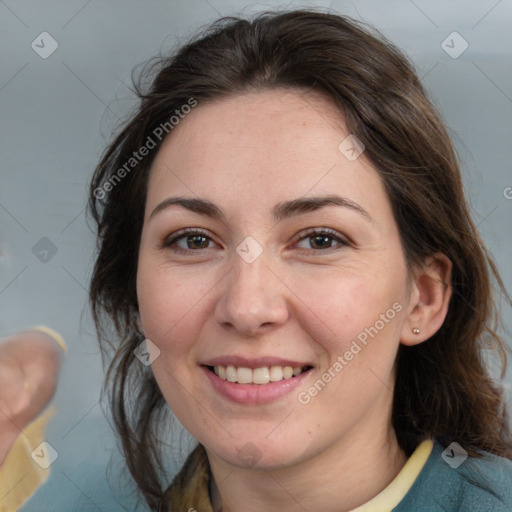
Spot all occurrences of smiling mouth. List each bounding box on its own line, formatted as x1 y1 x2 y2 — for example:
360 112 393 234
206 364 313 385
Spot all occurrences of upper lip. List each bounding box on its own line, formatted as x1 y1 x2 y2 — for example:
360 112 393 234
201 355 313 369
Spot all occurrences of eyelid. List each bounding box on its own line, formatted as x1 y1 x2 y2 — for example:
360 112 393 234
161 227 351 254
291 227 351 248
161 227 217 250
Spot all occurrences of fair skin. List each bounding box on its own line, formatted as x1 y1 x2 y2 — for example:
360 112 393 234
136 89 452 511
0 329 63 467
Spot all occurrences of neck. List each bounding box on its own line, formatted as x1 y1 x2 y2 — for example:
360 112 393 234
207 405 407 512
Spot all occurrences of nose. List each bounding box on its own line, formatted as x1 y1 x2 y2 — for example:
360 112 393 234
214 252 289 336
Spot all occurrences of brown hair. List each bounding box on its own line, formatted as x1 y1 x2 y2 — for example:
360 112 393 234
88 9 512 509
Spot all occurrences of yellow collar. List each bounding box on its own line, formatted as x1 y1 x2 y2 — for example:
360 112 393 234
350 439 433 512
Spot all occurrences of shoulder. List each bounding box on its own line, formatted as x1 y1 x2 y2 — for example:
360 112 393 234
394 440 512 512
456 444 512 511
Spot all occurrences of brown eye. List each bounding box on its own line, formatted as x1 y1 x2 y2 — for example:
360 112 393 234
163 229 215 252
310 234 334 249
184 235 210 249
295 228 349 251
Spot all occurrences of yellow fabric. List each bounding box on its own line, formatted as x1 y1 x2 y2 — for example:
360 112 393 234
350 439 433 512
0 407 55 512
167 444 213 512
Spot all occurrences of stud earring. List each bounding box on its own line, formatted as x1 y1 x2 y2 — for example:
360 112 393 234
412 327 420 335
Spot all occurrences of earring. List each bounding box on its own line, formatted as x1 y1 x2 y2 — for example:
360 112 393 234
412 327 420 335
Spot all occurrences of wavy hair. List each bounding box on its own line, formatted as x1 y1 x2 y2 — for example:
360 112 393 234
88 9 512 509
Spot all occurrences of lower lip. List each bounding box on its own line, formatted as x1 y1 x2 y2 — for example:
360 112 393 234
201 366 311 405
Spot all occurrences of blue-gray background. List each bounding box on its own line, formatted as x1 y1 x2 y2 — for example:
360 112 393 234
1 0 511 510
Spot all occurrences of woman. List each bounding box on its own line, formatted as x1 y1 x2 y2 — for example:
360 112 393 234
89 10 512 511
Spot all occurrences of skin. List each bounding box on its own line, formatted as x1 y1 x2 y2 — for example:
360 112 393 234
136 89 452 511
0 330 63 467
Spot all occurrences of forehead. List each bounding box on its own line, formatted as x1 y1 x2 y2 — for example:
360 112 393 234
145 88 390 220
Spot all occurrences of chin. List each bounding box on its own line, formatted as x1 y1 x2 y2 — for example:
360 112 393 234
206 435 306 470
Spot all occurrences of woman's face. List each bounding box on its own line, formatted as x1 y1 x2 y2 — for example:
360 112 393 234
137 89 417 469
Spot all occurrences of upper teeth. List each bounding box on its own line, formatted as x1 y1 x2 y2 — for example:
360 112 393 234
213 365 306 384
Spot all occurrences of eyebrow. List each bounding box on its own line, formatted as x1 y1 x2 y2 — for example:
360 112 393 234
149 195 371 222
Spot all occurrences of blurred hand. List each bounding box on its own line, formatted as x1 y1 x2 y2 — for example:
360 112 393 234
0 328 64 466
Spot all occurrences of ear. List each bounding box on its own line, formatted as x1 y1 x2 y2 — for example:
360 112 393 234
400 253 452 346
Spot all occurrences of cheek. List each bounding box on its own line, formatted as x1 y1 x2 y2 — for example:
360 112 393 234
136 264 216 424
290 269 405 430
289 262 406 356
136 263 210 354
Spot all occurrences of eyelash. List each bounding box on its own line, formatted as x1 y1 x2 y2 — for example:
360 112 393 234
162 227 350 255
